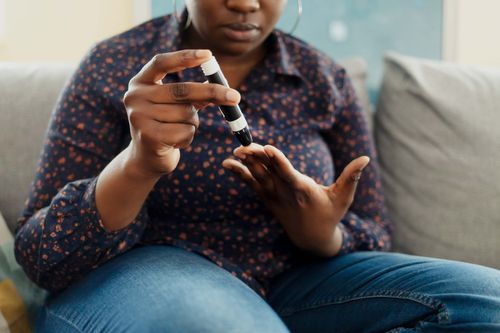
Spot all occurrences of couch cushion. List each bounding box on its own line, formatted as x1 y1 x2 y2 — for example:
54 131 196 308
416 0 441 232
340 57 373 131
0 63 75 231
0 212 12 246
375 53 500 268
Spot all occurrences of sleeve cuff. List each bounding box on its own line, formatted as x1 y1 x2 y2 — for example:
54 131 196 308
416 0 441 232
80 177 148 242
336 222 356 255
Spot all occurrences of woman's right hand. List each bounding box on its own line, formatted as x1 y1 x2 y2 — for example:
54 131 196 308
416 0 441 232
122 49 241 179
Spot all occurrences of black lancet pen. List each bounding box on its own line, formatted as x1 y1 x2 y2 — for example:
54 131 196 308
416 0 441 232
201 56 253 146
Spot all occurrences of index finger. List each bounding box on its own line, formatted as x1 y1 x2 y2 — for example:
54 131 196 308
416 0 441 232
134 49 212 84
263 145 301 186
234 143 267 159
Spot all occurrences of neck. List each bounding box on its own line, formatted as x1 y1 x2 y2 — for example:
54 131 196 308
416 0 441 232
181 28 268 87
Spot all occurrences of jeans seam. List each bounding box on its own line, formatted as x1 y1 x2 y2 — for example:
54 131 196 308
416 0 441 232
44 306 85 333
277 289 450 325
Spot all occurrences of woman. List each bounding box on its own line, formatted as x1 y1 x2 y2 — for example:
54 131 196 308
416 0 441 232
15 1 500 332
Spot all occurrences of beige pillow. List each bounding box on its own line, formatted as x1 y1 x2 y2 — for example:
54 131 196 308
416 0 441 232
0 213 12 246
340 57 373 131
0 63 75 232
375 53 500 268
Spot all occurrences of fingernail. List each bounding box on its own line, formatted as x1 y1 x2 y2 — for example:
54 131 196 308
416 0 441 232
195 49 212 58
226 90 240 103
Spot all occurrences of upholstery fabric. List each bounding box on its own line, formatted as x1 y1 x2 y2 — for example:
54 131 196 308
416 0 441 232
375 53 500 268
0 63 74 231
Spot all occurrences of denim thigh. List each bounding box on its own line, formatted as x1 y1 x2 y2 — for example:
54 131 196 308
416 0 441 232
36 245 289 333
268 252 500 333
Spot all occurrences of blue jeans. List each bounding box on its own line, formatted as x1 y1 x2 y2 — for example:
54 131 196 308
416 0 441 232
36 245 500 332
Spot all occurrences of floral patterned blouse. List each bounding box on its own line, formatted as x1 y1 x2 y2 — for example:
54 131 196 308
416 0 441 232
15 14 391 298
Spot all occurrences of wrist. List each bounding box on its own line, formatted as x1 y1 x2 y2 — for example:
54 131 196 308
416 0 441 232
324 225 344 257
122 145 164 182
298 225 343 258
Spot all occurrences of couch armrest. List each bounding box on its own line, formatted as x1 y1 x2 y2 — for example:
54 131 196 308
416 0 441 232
0 63 75 232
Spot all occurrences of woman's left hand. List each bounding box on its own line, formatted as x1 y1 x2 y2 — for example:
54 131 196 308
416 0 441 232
222 143 370 257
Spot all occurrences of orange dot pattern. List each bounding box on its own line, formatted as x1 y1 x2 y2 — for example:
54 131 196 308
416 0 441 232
15 15 391 298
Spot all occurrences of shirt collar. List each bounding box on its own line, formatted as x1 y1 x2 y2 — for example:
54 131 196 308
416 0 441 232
263 30 303 80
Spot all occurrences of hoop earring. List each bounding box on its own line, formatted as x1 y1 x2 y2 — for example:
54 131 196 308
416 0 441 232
289 0 303 34
172 0 192 30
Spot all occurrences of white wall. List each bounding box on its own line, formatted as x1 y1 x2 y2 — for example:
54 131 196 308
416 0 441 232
0 0 5 41
0 0 137 62
444 0 500 67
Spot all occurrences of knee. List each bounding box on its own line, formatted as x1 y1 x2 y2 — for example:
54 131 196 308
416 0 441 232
366 253 500 327
425 259 500 296
39 246 289 333
416 259 500 326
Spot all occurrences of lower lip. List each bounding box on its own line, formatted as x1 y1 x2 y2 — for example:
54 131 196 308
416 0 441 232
222 27 260 42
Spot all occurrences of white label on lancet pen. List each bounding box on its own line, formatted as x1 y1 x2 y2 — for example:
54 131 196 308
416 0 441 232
227 116 248 132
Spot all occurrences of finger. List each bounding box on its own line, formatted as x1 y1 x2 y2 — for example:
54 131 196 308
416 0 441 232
141 82 240 105
246 146 278 172
233 144 277 192
263 145 301 187
222 159 263 193
233 143 266 158
152 122 197 149
235 143 298 192
234 144 272 172
329 156 370 206
134 50 212 84
190 81 211 111
234 143 277 170
145 103 200 128
241 154 275 192
242 147 287 192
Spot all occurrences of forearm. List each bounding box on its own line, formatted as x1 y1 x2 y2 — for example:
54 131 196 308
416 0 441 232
96 144 161 231
16 178 148 292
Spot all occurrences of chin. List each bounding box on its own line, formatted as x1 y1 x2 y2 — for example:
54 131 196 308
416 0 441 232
215 42 263 57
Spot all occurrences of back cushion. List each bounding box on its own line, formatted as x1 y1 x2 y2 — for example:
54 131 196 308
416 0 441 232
375 53 500 268
0 63 75 231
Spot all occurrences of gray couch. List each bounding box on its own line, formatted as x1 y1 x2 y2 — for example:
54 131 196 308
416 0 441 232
0 63 75 234
1 54 499 269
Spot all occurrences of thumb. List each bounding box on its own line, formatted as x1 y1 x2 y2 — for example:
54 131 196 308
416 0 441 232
328 156 370 207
